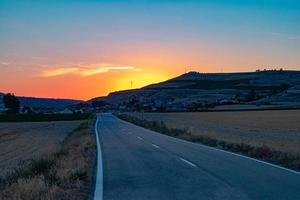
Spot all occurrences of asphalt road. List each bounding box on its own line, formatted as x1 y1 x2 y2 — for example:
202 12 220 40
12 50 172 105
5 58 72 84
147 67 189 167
96 113 300 200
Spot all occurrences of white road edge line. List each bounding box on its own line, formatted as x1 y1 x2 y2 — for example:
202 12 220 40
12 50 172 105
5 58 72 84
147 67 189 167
211 147 300 175
151 144 160 149
177 137 300 175
94 117 103 200
179 157 197 168
118 117 300 175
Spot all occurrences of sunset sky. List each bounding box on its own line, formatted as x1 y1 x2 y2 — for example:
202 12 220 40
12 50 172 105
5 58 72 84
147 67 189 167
1 0 300 100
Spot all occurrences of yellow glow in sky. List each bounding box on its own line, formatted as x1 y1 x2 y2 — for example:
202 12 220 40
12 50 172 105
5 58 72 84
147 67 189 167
114 72 168 92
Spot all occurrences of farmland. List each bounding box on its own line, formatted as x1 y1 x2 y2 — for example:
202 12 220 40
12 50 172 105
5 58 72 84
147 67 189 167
0 121 84 176
129 110 300 155
0 119 96 200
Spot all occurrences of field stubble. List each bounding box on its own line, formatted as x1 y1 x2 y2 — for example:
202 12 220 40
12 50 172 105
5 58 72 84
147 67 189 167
123 110 300 171
0 121 84 176
0 119 96 200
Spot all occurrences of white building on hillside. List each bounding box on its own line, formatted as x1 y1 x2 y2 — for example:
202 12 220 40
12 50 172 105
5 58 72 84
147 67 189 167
59 108 73 114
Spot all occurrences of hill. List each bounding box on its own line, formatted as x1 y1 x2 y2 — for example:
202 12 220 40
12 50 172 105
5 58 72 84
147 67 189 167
96 70 300 111
0 93 82 109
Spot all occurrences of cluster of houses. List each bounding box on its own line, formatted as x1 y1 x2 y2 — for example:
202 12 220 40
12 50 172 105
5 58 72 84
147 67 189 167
0 104 32 114
111 96 244 112
0 103 93 115
103 86 287 112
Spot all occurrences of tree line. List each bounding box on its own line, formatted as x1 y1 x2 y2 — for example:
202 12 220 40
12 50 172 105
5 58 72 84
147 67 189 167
2 93 20 114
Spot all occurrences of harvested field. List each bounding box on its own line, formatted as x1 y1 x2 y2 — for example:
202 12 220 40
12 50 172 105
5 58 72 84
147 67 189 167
129 110 300 154
0 121 84 178
0 119 96 200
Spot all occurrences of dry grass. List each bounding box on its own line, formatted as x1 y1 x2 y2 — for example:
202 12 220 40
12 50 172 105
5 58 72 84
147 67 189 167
129 110 300 154
0 121 84 177
0 119 96 200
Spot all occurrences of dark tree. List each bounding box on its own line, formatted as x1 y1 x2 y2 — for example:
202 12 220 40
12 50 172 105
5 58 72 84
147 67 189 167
3 93 20 114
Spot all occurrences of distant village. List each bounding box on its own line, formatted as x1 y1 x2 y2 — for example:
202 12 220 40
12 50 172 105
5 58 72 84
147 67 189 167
0 103 93 115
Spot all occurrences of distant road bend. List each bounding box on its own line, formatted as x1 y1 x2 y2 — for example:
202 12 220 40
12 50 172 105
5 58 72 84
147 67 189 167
94 113 300 200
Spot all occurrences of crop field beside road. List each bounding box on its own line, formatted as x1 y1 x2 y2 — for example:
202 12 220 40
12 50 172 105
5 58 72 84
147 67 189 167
0 121 83 176
0 119 96 200
129 110 300 155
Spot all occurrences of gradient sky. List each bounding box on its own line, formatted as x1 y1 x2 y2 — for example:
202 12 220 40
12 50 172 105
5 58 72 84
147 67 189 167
1 0 300 100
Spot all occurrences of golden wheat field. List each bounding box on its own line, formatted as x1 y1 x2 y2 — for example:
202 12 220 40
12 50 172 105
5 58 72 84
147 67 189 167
129 110 300 154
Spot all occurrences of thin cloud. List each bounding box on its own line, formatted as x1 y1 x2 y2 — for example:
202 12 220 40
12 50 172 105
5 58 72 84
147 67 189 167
40 67 79 77
39 64 137 77
106 66 134 70
0 62 10 65
288 36 300 41
270 32 299 41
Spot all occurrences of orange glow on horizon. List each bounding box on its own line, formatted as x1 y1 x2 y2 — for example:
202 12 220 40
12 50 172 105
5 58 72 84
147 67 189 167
1 46 294 101
0 65 175 101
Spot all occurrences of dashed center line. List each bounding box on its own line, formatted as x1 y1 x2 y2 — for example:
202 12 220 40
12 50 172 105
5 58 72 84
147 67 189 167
179 158 197 168
151 144 160 149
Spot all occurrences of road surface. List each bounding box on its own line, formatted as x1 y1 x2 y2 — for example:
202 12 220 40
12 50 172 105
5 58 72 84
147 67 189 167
96 113 300 200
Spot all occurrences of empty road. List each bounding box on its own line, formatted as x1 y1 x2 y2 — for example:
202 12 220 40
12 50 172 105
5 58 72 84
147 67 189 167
96 114 300 200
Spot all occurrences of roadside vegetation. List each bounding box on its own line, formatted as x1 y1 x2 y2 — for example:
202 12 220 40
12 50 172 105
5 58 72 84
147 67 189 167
129 111 300 154
117 113 300 172
0 119 96 200
0 113 91 122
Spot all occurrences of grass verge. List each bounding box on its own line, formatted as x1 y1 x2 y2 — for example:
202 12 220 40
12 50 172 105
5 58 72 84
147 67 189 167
0 113 92 122
117 113 300 172
0 119 96 200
